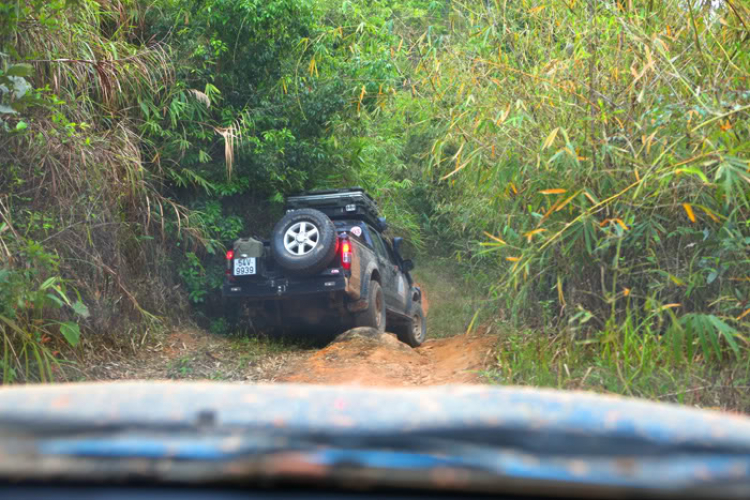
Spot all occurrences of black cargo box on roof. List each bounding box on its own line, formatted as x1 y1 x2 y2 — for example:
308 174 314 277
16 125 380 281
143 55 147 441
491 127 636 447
285 187 380 227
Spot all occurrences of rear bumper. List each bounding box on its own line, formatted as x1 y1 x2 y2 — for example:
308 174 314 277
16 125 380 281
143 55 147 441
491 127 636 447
222 275 348 300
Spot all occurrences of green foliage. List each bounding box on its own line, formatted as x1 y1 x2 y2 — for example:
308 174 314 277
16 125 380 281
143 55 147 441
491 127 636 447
179 252 209 303
141 0 345 200
411 258 486 338
192 201 244 254
177 202 242 303
308 0 750 394
209 317 232 336
0 61 41 132
3 0 748 401
668 313 742 363
0 237 88 383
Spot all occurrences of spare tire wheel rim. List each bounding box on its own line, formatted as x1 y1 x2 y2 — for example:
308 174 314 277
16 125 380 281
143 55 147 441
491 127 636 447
283 221 320 256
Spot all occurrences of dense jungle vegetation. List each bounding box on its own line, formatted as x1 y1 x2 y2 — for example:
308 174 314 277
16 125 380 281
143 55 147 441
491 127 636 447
1 0 749 406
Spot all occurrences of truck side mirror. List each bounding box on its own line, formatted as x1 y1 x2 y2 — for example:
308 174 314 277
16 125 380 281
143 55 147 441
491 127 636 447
402 259 414 272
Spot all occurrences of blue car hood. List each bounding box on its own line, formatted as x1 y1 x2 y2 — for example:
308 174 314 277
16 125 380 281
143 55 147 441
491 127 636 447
0 382 749 498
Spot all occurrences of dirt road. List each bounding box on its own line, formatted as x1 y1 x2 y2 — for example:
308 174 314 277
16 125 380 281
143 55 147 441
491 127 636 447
86 282 498 386
88 326 497 386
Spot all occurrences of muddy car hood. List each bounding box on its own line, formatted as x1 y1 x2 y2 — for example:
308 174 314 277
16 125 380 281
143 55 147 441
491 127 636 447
1 382 750 498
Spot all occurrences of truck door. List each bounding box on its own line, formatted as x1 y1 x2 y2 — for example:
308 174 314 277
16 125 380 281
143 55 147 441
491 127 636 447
369 229 403 311
382 237 409 313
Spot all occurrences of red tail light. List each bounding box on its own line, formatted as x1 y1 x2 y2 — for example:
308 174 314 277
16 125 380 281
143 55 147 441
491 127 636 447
340 238 352 271
225 249 235 280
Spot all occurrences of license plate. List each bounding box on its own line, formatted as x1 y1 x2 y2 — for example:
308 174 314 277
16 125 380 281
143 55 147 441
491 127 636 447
233 257 256 276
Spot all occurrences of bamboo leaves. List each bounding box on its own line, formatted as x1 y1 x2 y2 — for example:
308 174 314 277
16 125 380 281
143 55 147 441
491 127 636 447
542 127 559 150
408 0 750 344
682 203 696 223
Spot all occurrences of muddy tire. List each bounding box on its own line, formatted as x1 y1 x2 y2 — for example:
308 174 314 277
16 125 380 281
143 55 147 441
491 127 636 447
271 209 337 276
394 303 426 348
354 280 386 333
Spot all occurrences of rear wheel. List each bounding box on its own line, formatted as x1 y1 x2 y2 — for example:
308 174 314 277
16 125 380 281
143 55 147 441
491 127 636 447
354 280 386 333
394 303 426 347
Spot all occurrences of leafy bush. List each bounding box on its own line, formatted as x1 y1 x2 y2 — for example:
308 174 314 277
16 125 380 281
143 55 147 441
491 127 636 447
0 236 89 382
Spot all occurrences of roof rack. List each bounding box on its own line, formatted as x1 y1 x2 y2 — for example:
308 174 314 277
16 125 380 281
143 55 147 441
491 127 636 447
285 187 381 228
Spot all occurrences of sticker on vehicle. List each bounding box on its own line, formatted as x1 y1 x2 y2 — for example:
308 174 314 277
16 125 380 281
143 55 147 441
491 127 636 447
351 226 362 237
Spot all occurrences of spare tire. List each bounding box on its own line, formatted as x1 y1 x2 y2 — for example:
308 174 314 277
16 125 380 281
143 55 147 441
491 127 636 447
271 209 337 276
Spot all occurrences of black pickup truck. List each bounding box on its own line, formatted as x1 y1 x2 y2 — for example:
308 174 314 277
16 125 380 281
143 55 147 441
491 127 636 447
222 188 426 347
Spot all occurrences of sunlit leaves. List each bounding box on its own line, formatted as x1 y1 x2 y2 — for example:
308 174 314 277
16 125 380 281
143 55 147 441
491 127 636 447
308 57 318 77
528 5 546 15
524 228 546 242
542 127 559 150
682 203 696 223
483 232 507 245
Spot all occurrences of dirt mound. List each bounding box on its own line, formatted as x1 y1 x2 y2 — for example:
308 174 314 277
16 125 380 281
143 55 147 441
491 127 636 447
281 328 497 387
331 327 407 346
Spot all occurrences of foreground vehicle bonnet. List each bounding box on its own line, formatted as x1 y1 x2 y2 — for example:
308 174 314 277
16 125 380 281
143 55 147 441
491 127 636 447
1 382 750 499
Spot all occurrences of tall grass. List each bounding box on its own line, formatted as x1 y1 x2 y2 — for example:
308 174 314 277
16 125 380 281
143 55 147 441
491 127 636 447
485 316 750 410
